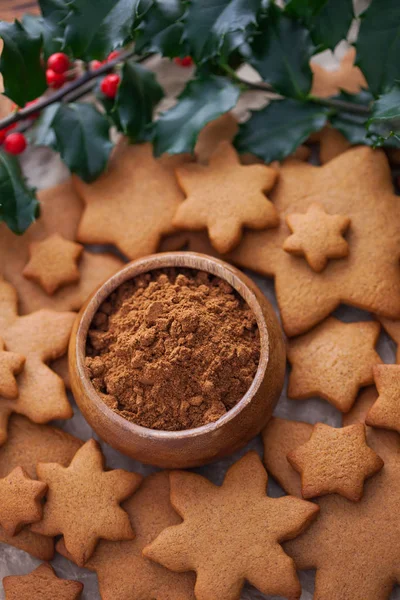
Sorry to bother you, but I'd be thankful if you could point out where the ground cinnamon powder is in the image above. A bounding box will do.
[85,268,260,431]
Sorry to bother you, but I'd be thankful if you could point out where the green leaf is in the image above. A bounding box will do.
[185,0,262,63]
[20,14,44,38]
[114,61,164,141]
[39,0,70,59]
[235,98,328,162]
[250,5,315,99]
[0,20,46,107]
[369,84,400,123]
[285,0,353,50]
[152,74,240,156]
[135,0,187,57]
[64,0,141,60]
[356,0,400,96]
[51,103,113,181]
[0,152,39,235]
[28,103,60,149]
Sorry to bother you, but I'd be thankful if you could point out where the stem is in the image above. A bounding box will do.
[0,48,139,130]
[221,65,371,116]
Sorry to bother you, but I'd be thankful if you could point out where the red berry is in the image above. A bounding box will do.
[47,52,70,74]
[4,132,27,155]
[91,60,103,70]
[46,69,66,89]
[107,50,121,62]
[174,56,193,67]
[100,73,120,99]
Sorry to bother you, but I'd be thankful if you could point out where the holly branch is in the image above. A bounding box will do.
[0,0,400,235]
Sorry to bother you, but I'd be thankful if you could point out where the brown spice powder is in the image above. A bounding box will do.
[85,268,260,431]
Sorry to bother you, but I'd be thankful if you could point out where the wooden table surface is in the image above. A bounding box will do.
[0,1,39,21]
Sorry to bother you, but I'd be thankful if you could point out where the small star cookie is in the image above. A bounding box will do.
[144,452,318,600]
[310,47,367,98]
[287,422,383,501]
[75,141,190,260]
[173,141,279,253]
[0,279,75,444]
[0,337,25,399]
[287,317,382,412]
[57,471,196,600]
[283,203,350,272]
[0,466,47,535]
[3,563,83,600]
[23,233,83,295]
[32,439,142,566]
[366,364,400,433]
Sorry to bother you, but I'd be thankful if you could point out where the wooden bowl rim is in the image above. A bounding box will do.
[73,251,271,441]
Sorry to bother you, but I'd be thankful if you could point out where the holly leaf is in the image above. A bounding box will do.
[51,103,113,181]
[369,84,400,124]
[135,0,188,57]
[0,20,46,107]
[357,0,400,97]
[235,98,328,162]
[285,0,354,50]
[39,0,70,59]
[250,5,315,99]
[28,103,60,149]
[185,0,262,63]
[152,74,240,156]
[0,152,39,235]
[114,61,164,141]
[20,14,44,38]
[64,0,141,60]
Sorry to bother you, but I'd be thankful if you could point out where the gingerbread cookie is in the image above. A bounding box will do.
[379,317,400,363]
[283,202,350,272]
[0,466,47,535]
[57,471,196,600]
[3,563,83,600]
[0,337,25,399]
[75,140,190,260]
[159,230,221,258]
[0,279,75,443]
[287,317,381,411]
[366,364,400,434]
[315,125,352,164]
[23,233,83,295]
[32,439,142,566]
[287,422,383,501]
[0,179,123,314]
[229,147,400,336]
[195,113,239,164]
[0,414,82,560]
[50,355,71,389]
[173,141,279,254]
[310,47,367,98]
[144,452,318,600]
[264,389,400,600]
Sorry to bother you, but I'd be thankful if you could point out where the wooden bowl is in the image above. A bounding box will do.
[69,252,285,469]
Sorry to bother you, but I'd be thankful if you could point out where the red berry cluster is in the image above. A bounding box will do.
[174,56,193,67]
[46,52,71,89]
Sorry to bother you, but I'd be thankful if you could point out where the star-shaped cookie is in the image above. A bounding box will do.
[366,364,400,433]
[3,563,83,600]
[379,317,400,363]
[287,422,383,501]
[0,337,25,399]
[283,203,350,272]
[23,233,83,295]
[75,141,190,260]
[57,471,196,600]
[173,141,279,254]
[144,452,318,600]
[0,179,123,314]
[0,466,47,535]
[0,279,75,443]
[310,47,367,97]
[32,439,142,566]
[264,387,400,600]
[287,317,381,412]
[229,147,400,336]
[0,414,82,561]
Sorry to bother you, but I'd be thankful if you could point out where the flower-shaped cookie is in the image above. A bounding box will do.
[283,203,350,272]
[144,452,318,600]
[287,422,383,501]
